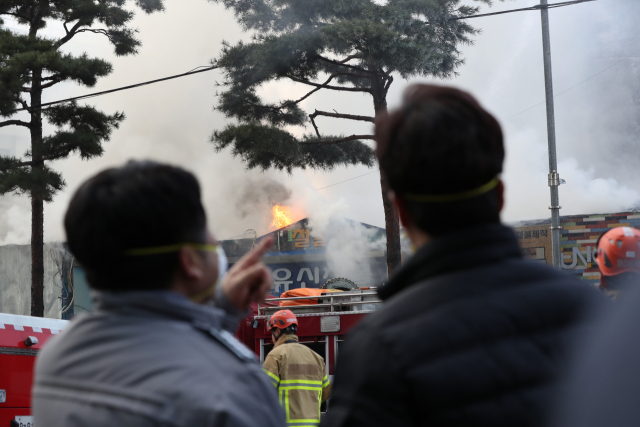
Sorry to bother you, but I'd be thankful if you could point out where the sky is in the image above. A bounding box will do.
[0,0,638,244]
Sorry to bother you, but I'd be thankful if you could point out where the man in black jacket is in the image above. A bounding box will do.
[323,85,606,427]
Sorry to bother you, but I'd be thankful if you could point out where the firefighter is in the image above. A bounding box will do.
[263,309,331,426]
[594,226,640,296]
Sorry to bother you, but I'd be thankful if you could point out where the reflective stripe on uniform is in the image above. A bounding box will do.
[263,368,280,388]
[322,375,330,388]
[286,419,321,426]
[279,384,323,390]
[280,379,322,384]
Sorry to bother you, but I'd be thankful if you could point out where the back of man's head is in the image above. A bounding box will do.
[376,84,505,236]
[64,160,207,292]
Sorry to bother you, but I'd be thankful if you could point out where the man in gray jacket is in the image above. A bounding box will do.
[33,161,285,427]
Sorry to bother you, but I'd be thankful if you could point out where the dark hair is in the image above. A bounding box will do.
[376,84,505,236]
[64,160,207,292]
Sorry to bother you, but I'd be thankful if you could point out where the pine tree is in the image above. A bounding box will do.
[0,0,164,317]
[210,0,499,277]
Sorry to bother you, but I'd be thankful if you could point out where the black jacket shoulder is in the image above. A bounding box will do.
[324,224,607,427]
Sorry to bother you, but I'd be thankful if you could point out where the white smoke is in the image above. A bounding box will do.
[0,199,31,245]
[0,0,638,248]
[306,197,387,286]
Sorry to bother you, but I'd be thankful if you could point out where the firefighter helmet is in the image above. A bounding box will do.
[595,227,640,276]
[268,309,298,330]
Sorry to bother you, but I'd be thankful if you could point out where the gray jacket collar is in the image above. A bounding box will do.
[92,290,228,331]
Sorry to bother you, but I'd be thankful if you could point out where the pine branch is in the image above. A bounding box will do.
[286,75,372,93]
[301,134,374,145]
[41,78,64,89]
[310,110,375,123]
[281,74,337,109]
[76,28,114,43]
[315,55,373,74]
[1,12,30,21]
[339,54,363,64]
[0,120,30,128]
[54,21,83,48]
[16,157,57,166]
[309,109,375,137]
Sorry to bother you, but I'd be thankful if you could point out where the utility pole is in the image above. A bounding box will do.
[539,0,563,268]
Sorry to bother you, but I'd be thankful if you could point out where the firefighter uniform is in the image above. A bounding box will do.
[263,333,331,426]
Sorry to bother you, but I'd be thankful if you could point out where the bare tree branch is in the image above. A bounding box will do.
[18,98,30,111]
[0,119,30,128]
[339,54,363,64]
[42,74,62,82]
[301,134,374,145]
[53,21,83,48]
[17,156,58,167]
[280,74,337,109]
[309,109,375,123]
[41,78,63,89]
[286,75,372,93]
[1,12,30,21]
[315,55,373,74]
[310,115,321,138]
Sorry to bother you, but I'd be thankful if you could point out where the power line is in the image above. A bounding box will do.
[451,0,597,21]
[270,168,380,206]
[4,65,218,115]
[506,55,635,120]
[2,0,596,116]
[315,169,379,191]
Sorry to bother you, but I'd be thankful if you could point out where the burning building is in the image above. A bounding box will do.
[221,216,388,296]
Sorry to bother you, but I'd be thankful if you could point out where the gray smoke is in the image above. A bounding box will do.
[0,0,638,246]
[233,178,292,219]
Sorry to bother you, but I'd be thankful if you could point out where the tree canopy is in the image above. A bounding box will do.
[211,0,500,172]
[0,0,164,316]
[210,0,503,275]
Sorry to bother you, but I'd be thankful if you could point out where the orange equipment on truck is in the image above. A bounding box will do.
[0,313,68,427]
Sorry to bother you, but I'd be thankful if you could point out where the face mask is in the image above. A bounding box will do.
[190,245,228,304]
[216,246,228,287]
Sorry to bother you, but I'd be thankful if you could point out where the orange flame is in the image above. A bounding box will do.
[270,204,293,229]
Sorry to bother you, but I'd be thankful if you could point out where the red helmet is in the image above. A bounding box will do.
[595,227,640,276]
[268,309,298,330]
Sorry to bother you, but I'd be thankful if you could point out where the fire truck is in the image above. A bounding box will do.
[0,313,68,427]
[236,281,382,384]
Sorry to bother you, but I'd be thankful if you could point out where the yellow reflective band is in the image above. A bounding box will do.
[403,177,499,203]
[280,379,322,384]
[285,390,290,420]
[287,420,321,423]
[280,386,323,391]
[124,243,218,256]
[264,369,280,384]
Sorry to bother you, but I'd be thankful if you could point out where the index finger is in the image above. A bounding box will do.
[232,235,274,271]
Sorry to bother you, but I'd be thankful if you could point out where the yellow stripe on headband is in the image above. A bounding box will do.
[403,177,499,203]
[124,243,218,256]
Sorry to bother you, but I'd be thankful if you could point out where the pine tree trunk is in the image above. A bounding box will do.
[30,67,44,318]
[371,78,401,279]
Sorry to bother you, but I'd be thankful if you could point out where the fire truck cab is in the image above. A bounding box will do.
[237,287,381,384]
[0,314,68,427]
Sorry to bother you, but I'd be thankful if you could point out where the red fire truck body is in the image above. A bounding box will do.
[237,289,381,377]
[0,314,68,427]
